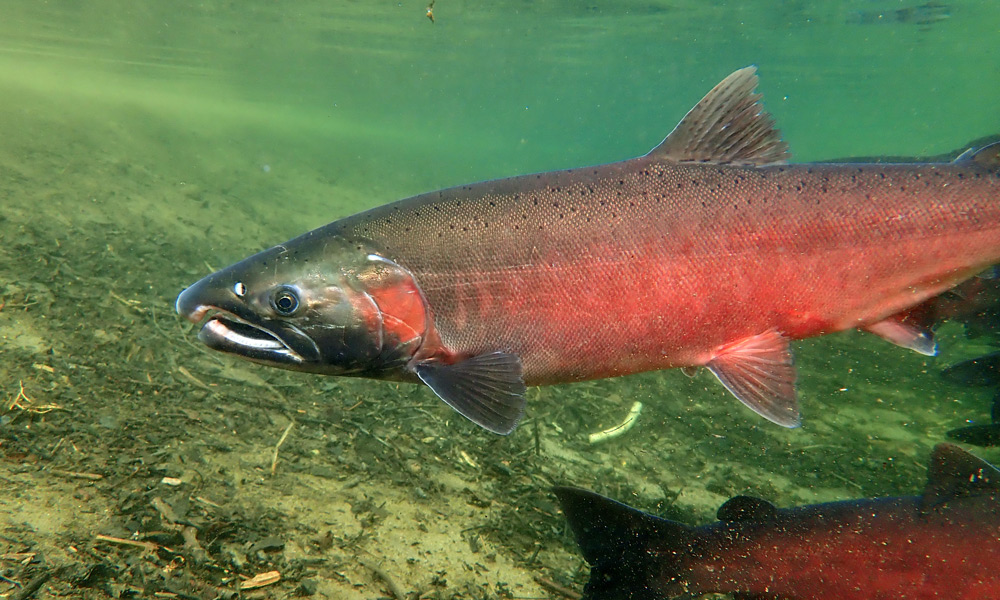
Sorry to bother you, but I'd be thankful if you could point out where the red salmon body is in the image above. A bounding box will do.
[176,67,1000,434]
[333,158,1000,380]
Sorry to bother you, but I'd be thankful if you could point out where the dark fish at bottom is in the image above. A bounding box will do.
[556,443,1000,600]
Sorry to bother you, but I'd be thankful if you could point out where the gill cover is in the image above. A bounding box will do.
[177,237,527,435]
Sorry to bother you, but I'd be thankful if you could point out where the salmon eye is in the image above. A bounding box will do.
[271,287,300,316]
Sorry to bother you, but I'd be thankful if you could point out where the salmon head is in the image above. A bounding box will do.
[175,233,430,379]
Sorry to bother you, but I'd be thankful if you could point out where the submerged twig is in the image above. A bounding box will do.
[270,420,295,476]
[359,559,405,600]
[238,570,280,590]
[588,401,643,444]
[176,366,212,391]
[94,534,158,553]
[533,575,582,600]
[7,381,63,414]
[50,469,103,481]
[10,569,51,600]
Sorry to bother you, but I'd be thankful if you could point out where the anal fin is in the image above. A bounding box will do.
[706,329,799,427]
[415,352,526,435]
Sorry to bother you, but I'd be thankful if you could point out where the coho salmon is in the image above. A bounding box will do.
[176,67,1000,434]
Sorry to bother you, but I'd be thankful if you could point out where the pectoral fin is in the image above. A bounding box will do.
[415,352,527,435]
[706,329,799,427]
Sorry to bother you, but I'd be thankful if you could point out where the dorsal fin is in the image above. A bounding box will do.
[717,495,778,522]
[921,443,1000,511]
[647,66,789,166]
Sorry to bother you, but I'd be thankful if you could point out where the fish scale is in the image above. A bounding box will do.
[332,160,1000,370]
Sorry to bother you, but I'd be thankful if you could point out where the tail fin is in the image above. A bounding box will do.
[553,486,697,600]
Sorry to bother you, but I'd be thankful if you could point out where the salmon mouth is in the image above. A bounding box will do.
[191,309,315,366]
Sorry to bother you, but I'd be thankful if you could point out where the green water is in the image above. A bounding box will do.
[1,1,999,598]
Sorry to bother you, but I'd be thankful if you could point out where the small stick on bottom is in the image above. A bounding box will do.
[10,569,51,600]
[588,401,643,444]
[270,420,295,476]
[359,559,405,600]
[533,575,582,600]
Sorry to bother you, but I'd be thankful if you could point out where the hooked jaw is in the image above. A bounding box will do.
[196,315,309,366]
[175,272,318,367]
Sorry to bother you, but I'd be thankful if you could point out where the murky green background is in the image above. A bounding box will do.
[1,1,999,598]
[3,1,996,212]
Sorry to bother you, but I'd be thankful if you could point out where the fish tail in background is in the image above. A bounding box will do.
[943,352,1000,446]
[553,487,694,600]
